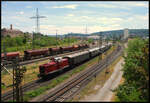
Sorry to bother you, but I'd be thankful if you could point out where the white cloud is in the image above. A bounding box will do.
[125,2,148,8]
[67,14,74,17]
[89,25,122,33]
[16,11,24,15]
[88,4,117,8]
[64,14,124,26]
[97,17,123,25]
[88,2,148,10]
[88,3,130,10]
[39,24,122,35]
[26,6,32,8]
[52,4,79,9]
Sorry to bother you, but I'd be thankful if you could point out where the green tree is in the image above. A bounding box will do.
[15,37,23,46]
[114,38,149,102]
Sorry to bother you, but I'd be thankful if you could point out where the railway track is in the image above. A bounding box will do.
[1,46,106,101]
[1,45,117,101]
[32,45,123,102]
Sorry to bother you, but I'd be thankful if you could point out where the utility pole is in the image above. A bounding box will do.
[56,30,58,48]
[106,36,108,45]
[30,8,46,33]
[85,25,87,35]
[85,25,88,44]
[3,40,7,61]
[68,33,70,46]
[112,34,114,45]
[32,32,35,50]
[98,32,102,63]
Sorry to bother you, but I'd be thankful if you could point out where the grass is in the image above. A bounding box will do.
[1,84,6,89]
[31,65,37,70]
[1,70,9,75]
[111,78,125,101]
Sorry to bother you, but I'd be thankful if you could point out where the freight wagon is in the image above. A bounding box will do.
[24,49,49,60]
[1,44,90,61]
[49,47,61,55]
[63,50,90,68]
[89,47,100,57]
[1,52,20,61]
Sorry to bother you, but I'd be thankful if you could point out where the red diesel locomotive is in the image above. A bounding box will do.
[39,57,69,77]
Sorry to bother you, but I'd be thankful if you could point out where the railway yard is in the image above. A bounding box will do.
[1,42,124,102]
[2,1,148,102]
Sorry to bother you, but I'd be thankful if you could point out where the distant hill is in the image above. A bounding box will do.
[47,29,149,38]
[91,29,149,38]
[47,33,90,38]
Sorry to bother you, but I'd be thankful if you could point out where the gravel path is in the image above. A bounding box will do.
[80,58,124,102]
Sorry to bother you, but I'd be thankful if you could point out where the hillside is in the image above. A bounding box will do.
[91,29,149,38]
[48,29,149,39]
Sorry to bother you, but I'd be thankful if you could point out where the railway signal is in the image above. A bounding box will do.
[12,57,26,102]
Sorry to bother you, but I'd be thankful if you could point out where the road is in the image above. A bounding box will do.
[80,58,124,101]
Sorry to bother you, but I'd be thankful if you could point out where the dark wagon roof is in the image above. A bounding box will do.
[24,49,48,53]
[64,50,89,58]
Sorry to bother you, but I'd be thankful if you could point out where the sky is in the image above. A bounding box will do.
[1,1,149,35]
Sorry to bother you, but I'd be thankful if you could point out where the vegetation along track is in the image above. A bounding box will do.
[34,45,123,102]
[1,45,106,101]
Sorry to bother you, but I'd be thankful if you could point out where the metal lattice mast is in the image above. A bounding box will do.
[56,30,58,48]
[30,8,46,33]
[85,25,87,34]
[12,58,26,102]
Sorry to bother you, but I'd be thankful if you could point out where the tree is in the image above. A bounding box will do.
[15,37,23,46]
[114,38,149,102]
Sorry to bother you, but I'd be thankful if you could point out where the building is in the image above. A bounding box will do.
[87,35,100,40]
[124,28,129,40]
[1,24,24,37]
